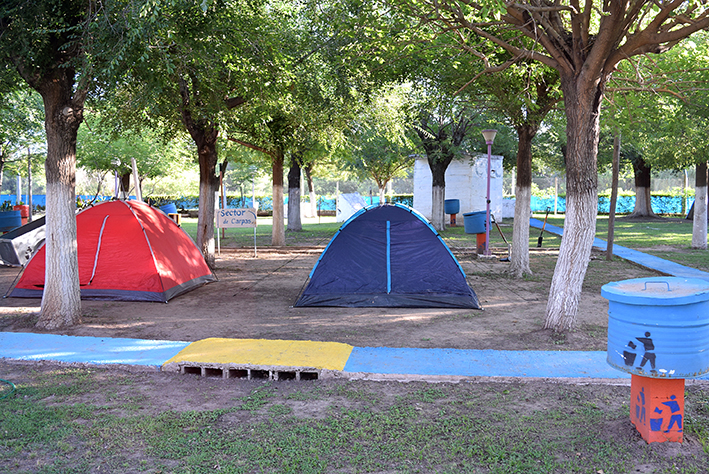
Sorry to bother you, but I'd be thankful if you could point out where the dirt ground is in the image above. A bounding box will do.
[0,243,659,352]
[4,243,709,473]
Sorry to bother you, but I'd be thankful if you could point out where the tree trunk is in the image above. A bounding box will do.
[692,162,708,249]
[418,125,457,232]
[36,74,83,330]
[0,146,7,194]
[287,155,302,232]
[119,172,131,199]
[629,158,656,217]
[177,79,219,268]
[431,184,445,230]
[607,132,621,260]
[196,135,218,268]
[27,153,33,222]
[544,76,602,333]
[305,164,317,218]
[272,148,285,246]
[181,125,218,268]
[378,184,386,205]
[429,157,449,231]
[178,78,219,268]
[0,158,5,195]
[509,125,534,278]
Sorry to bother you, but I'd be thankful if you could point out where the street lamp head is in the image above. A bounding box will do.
[481,129,497,144]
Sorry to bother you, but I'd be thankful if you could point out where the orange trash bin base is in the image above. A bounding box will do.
[630,374,684,443]
[476,233,486,254]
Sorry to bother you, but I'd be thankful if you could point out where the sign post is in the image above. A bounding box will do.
[216,208,258,257]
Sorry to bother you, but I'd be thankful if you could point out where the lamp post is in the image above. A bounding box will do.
[481,129,497,256]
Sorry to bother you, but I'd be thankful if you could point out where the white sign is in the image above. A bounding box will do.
[217,208,257,228]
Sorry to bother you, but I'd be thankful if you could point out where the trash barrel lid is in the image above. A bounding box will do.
[601,277,709,306]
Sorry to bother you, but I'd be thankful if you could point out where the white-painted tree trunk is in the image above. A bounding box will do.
[510,185,531,277]
[196,183,216,268]
[287,159,302,231]
[309,190,317,218]
[431,185,445,231]
[272,150,285,246]
[692,184,707,249]
[38,181,81,329]
[631,187,656,217]
[287,185,301,231]
[272,182,285,246]
[35,75,83,330]
[544,188,598,332]
[544,75,602,333]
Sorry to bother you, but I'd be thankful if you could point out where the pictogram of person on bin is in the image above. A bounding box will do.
[636,331,657,373]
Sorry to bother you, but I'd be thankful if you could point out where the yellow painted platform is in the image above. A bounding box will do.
[163,338,353,371]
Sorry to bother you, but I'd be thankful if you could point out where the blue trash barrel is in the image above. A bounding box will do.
[444,199,460,215]
[159,203,177,215]
[463,211,486,234]
[602,277,709,378]
[0,210,22,233]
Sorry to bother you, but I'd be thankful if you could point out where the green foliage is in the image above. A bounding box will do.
[225,0,386,171]
[344,85,416,191]
[0,89,44,159]
[602,31,709,172]
[77,117,180,180]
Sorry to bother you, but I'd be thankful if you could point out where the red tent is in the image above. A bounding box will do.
[8,200,215,302]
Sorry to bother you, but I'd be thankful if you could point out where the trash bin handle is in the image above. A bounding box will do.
[643,281,671,292]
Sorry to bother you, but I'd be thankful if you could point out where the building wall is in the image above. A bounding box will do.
[413,155,504,220]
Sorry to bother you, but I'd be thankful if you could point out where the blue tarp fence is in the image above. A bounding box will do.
[1,194,688,215]
[0,195,114,209]
[531,195,691,215]
[145,195,403,211]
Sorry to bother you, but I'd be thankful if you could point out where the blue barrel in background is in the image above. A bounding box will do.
[602,277,709,378]
[159,203,178,215]
[444,199,460,215]
[0,211,22,233]
[463,211,486,234]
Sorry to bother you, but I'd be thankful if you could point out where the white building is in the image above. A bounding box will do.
[413,154,504,220]
[336,193,367,222]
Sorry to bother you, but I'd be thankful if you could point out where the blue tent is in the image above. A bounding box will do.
[295,204,481,309]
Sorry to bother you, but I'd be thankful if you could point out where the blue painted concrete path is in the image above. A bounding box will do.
[343,346,627,379]
[2,224,708,380]
[0,331,629,378]
[530,218,709,282]
[0,332,190,369]
[2,331,706,380]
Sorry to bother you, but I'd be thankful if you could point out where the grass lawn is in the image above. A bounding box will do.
[545,214,709,273]
[1,363,708,473]
[181,212,709,273]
